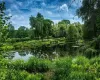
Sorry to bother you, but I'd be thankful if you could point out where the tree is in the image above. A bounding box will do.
[77,0,100,39]
[30,13,53,39]
[30,13,44,39]
[36,12,44,19]
[58,20,70,37]
[16,26,28,38]
[0,2,9,42]
[52,24,60,38]
[43,19,53,38]
[8,23,15,38]
[73,22,83,39]
[29,16,37,39]
[67,24,79,42]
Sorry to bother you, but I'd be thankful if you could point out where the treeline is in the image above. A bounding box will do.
[7,13,83,40]
[0,1,83,43]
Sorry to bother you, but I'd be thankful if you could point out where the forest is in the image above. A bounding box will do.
[0,0,100,80]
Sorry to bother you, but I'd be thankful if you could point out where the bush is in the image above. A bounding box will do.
[0,45,14,51]
[9,60,26,70]
[84,48,97,58]
[6,37,31,43]
[0,69,43,80]
[72,56,89,66]
[52,57,72,80]
[26,57,51,73]
[90,57,100,65]
[68,71,95,80]
[1,55,100,80]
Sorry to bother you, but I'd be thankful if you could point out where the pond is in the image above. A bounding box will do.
[2,45,79,61]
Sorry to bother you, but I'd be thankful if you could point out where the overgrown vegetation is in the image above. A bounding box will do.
[0,56,100,80]
[0,0,100,79]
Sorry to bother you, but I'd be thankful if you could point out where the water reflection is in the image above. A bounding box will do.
[13,52,33,61]
[2,45,79,60]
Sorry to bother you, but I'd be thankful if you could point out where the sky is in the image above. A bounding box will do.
[0,0,83,29]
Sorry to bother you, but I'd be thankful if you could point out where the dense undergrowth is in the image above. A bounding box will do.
[0,55,100,80]
[0,38,66,51]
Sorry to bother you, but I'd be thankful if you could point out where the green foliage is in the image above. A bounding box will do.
[6,37,30,43]
[84,48,97,58]
[26,57,51,72]
[0,69,43,80]
[11,38,65,50]
[0,2,10,42]
[52,57,72,80]
[67,24,79,42]
[77,0,100,39]
[8,23,15,38]
[16,26,29,38]
[52,56,100,80]
[30,13,53,39]
[0,55,100,80]
[0,45,14,51]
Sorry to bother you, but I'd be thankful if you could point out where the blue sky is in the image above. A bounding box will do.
[1,0,83,29]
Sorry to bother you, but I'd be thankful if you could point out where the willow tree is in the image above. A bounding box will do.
[58,20,70,37]
[77,0,100,39]
[43,19,53,38]
[67,24,79,42]
[16,26,29,38]
[8,23,15,38]
[30,13,53,39]
[30,13,44,39]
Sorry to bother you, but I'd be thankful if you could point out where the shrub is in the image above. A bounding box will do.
[0,69,43,80]
[84,48,97,58]
[72,56,89,66]
[9,59,26,70]
[0,45,14,51]
[6,37,31,43]
[26,57,51,73]
[68,71,95,80]
[52,57,72,80]
[90,57,100,65]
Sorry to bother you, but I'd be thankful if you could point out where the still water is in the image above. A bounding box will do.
[2,45,79,61]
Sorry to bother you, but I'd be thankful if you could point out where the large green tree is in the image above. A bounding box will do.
[30,13,44,39]
[0,2,9,42]
[16,26,29,38]
[43,19,53,38]
[8,23,15,38]
[77,0,100,39]
[30,12,53,39]
[67,24,79,42]
[58,20,70,37]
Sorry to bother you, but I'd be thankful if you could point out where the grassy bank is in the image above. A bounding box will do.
[0,55,100,80]
[0,38,66,51]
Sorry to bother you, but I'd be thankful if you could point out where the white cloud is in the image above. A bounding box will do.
[60,4,68,12]
[72,0,82,8]
[53,20,60,24]
[8,13,12,16]
[7,0,83,29]
[42,2,46,6]
[10,14,30,29]
[69,18,83,24]
[11,4,21,13]
[47,11,52,15]
[17,1,23,6]
[6,9,11,13]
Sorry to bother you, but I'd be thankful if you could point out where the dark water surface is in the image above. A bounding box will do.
[2,45,79,60]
